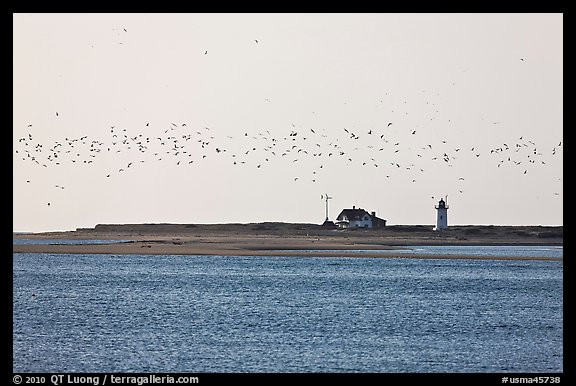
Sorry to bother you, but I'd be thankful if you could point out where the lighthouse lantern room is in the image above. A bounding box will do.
[434,197,449,231]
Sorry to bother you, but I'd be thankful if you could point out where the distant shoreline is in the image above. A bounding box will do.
[13,223,562,260]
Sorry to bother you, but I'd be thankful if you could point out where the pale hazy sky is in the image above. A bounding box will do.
[13,13,563,232]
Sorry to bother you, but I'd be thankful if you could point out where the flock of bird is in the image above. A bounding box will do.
[16,112,562,203]
[15,29,562,207]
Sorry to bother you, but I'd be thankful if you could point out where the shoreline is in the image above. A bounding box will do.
[12,245,562,261]
[13,224,563,261]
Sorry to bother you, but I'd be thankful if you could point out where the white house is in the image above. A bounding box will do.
[335,206,387,229]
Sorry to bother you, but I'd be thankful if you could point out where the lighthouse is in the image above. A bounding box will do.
[434,197,449,231]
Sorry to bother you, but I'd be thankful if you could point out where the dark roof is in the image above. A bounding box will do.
[337,208,369,221]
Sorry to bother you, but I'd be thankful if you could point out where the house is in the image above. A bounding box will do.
[335,206,387,229]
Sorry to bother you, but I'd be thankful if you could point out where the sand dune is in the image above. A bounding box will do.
[13,223,562,260]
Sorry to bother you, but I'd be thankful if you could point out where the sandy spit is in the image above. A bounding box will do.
[13,223,562,260]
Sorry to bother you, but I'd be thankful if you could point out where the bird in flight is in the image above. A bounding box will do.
[204,51,208,55]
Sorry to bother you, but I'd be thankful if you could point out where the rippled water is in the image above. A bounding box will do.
[13,251,562,373]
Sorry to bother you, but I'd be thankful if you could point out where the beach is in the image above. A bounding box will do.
[13,223,563,260]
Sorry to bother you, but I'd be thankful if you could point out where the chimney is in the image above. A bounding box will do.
[352,205,355,210]
[371,211,376,217]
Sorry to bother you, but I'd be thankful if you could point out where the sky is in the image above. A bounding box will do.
[13,13,563,232]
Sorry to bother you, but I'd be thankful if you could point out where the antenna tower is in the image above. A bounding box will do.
[320,193,333,221]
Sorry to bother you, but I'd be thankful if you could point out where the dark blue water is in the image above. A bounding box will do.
[13,251,562,373]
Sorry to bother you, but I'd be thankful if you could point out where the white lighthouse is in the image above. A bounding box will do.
[434,197,449,231]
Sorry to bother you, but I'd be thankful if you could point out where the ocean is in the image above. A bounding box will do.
[13,246,563,373]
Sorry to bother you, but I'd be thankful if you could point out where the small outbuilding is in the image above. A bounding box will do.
[335,206,386,229]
